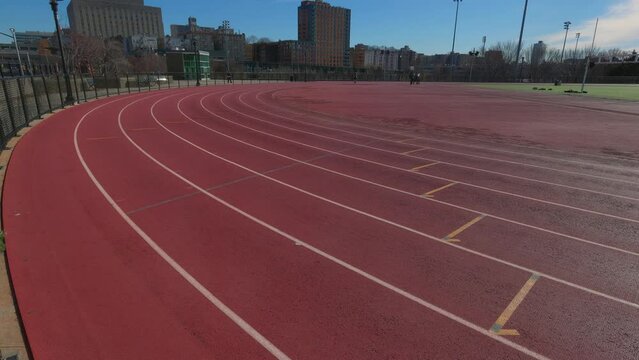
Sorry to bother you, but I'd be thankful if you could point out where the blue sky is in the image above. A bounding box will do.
[1,0,637,53]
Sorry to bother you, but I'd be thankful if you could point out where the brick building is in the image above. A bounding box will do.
[298,0,351,68]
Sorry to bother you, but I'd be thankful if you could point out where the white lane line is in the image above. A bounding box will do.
[187,92,639,259]
[245,91,639,195]
[217,92,639,225]
[141,93,550,360]
[179,92,639,310]
[253,89,639,184]
[74,91,291,360]
[260,87,639,168]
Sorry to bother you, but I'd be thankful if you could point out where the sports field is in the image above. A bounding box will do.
[473,83,639,101]
[3,82,639,359]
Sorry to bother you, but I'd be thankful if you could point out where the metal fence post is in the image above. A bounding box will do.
[41,74,52,112]
[147,74,151,92]
[80,73,88,102]
[1,78,17,133]
[104,72,110,97]
[16,78,31,126]
[55,73,64,107]
[92,74,98,99]
[136,74,141,93]
[115,73,121,95]
[126,73,131,94]
[29,75,42,117]
[72,72,81,102]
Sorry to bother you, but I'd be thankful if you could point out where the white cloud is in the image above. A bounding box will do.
[540,0,639,51]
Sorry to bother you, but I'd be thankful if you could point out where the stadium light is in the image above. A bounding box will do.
[560,21,571,63]
[574,32,581,59]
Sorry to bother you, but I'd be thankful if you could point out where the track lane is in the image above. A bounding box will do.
[4,91,278,360]
[255,87,639,183]
[111,89,543,359]
[150,89,639,359]
[173,90,639,304]
[203,91,639,253]
[236,89,639,203]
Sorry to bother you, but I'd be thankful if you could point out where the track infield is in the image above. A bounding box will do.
[3,82,639,359]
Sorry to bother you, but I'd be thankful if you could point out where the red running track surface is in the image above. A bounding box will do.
[4,83,639,359]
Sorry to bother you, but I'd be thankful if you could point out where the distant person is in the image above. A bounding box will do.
[409,73,415,85]
[416,73,421,84]
[226,72,232,84]
[353,72,358,84]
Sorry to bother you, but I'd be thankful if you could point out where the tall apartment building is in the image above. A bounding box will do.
[298,0,351,68]
[67,0,164,39]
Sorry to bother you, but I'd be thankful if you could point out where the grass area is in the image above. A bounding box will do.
[471,83,639,101]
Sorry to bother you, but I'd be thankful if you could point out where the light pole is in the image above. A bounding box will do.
[468,49,479,82]
[515,0,529,70]
[49,0,74,105]
[573,32,581,59]
[560,21,571,63]
[450,0,462,73]
[192,37,200,86]
[0,28,24,75]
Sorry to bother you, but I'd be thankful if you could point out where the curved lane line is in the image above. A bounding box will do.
[250,89,639,199]
[187,90,639,259]
[261,87,639,168]
[177,91,639,309]
[216,91,639,224]
[143,90,551,360]
[73,90,291,360]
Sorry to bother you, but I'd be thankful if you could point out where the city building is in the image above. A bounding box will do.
[298,0,351,68]
[67,0,164,39]
[170,18,246,68]
[124,34,158,55]
[166,50,210,80]
[351,44,416,72]
[531,41,547,65]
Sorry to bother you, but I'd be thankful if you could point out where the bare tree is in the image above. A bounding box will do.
[490,40,520,63]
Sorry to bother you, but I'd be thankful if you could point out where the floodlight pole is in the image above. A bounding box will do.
[574,32,581,59]
[10,29,24,75]
[515,0,528,81]
[581,18,599,93]
[50,0,75,105]
[450,0,462,81]
[560,21,571,63]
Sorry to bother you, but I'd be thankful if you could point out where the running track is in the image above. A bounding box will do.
[4,83,639,359]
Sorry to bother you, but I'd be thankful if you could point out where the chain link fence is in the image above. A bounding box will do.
[0,71,322,147]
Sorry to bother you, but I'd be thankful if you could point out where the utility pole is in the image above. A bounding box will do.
[50,0,75,105]
[515,0,529,81]
[6,28,24,75]
[192,37,200,86]
[581,18,599,93]
[560,21,571,63]
[450,0,462,81]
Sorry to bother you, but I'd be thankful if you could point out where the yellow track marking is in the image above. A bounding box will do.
[490,274,540,336]
[411,162,439,171]
[127,127,157,132]
[403,148,426,155]
[86,136,119,141]
[423,182,457,197]
[444,215,485,242]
